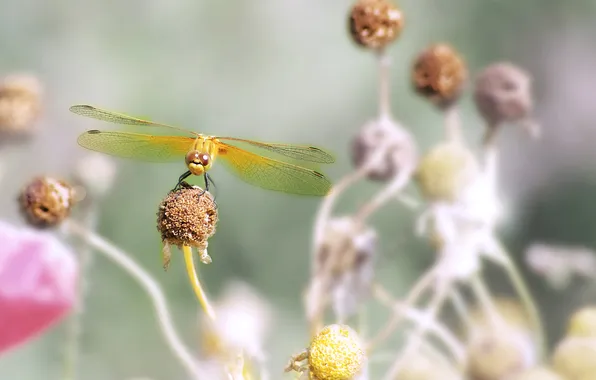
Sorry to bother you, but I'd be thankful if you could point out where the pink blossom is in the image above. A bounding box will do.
[0,220,77,355]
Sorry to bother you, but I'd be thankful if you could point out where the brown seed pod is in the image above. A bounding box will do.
[156,184,218,266]
[412,43,468,108]
[351,118,417,182]
[348,0,404,50]
[0,73,43,139]
[19,176,76,228]
[473,62,537,137]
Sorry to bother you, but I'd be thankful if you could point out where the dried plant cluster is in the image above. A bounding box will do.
[1,1,596,380]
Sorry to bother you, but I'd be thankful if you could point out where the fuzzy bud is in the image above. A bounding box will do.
[466,328,536,380]
[0,73,43,140]
[552,337,596,380]
[474,62,538,138]
[19,176,76,228]
[156,184,218,267]
[351,117,417,182]
[308,324,366,380]
[414,142,479,203]
[504,367,564,380]
[349,0,404,50]
[412,43,467,108]
[566,307,596,339]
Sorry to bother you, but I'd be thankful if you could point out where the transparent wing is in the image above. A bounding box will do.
[70,104,197,136]
[216,142,332,196]
[216,136,335,164]
[77,130,194,162]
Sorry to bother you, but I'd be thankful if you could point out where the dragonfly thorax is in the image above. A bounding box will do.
[185,150,212,175]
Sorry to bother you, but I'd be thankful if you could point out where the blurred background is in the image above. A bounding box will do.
[1,0,596,379]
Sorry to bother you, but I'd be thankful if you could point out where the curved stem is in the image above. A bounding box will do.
[182,245,216,321]
[65,220,204,379]
[469,273,505,329]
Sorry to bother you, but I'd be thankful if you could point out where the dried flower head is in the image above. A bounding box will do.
[306,217,376,322]
[466,328,536,380]
[474,62,538,138]
[351,117,417,182]
[349,0,404,50]
[308,324,365,380]
[156,184,218,267]
[505,367,565,380]
[0,73,43,138]
[19,176,76,228]
[412,43,467,108]
[552,337,596,380]
[414,141,479,203]
[567,307,596,339]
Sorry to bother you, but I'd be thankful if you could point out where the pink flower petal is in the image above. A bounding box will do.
[0,220,78,355]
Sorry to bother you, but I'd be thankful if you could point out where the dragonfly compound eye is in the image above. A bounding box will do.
[199,153,210,166]
[185,150,201,166]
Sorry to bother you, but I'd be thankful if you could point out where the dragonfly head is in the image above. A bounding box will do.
[185,150,212,175]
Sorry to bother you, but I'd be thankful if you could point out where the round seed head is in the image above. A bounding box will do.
[19,176,76,228]
[552,337,596,380]
[156,185,218,251]
[349,0,404,50]
[308,324,365,380]
[466,328,535,380]
[505,367,564,380]
[412,43,468,108]
[73,153,117,199]
[473,62,534,128]
[414,142,479,202]
[0,73,43,139]
[567,307,596,339]
[351,118,417,182]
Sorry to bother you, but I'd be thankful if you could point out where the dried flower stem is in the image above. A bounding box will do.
[448,287,473,330]
[382,282,451,380]
[444,106,463,144]
[371,283,466,364]
[182,245,216,320]
[355,166,413,222]
[65,220,204,379]
[378,50,392,118]
[366,267,437,349]
[469,273,505,328]
[62,203,97,380]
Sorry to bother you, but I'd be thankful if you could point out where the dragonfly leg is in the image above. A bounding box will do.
[205,173,219,209]
[172,171,192,193]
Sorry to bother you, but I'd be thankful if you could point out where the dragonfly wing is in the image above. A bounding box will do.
[216,137,335,164]
[77,131,193,162]
[70,105,197,136]
[216,142,332,196]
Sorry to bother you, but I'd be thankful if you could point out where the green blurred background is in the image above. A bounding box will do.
[2,0,596,379]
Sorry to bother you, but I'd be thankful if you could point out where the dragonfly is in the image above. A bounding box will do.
[70,105,335,196]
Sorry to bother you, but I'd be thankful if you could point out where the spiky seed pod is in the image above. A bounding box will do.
[0,73,43,139]
[348,0,404,50]
[412,43,468,108]
[505,367,564,380]
[466,328,535,380]
[473,62,537,139]
[552,337,596,380]
[19,176,76,228]
[156,184,218,266]
[414,141,479,203]
[308,324,366,380]
[566,307,596,338]
[351,118,417,182]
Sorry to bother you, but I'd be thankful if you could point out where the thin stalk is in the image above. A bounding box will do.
[65,220,203,379]
[183,245,216,320]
